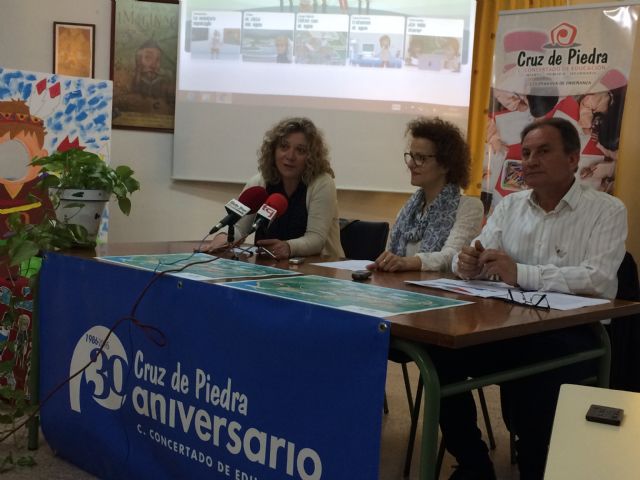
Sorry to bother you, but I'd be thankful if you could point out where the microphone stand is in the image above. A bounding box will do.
[227,230,256,261]
[227,227,240,260]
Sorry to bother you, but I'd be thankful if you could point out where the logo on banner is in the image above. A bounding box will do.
[548,23,578,47]
[69,326,128,413]
[513,24,608,68]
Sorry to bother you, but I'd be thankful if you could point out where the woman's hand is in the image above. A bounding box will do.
[367,251,421,272]
[203,233,229,253]
[256,239,291,260]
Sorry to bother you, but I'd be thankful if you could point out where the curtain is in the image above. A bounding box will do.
[466,0,567,195]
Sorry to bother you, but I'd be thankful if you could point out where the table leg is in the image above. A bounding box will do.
[390,322,611,480]
[391,338,440,480]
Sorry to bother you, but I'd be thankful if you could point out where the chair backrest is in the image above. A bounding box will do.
[616,252,640,301]
[608,251,640,392]
[339,218,390,260]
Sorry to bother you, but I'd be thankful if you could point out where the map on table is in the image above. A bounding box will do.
[223,275,471,317]
[97,253,297,281]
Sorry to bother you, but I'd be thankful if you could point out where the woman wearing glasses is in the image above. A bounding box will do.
[206,117,343,260]
[368,117,483,272]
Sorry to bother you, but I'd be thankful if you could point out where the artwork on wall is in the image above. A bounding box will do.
[0,67,113,238]
[53,22,96,78]
[110,0,179,132]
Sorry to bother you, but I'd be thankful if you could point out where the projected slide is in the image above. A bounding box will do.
[173,1,476,192]
[178,1,473,110]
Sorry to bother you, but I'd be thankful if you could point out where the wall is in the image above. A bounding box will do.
[571,0,640,265]
[610,10,640,264]
[0,0,408,244]
[2,0,638,262]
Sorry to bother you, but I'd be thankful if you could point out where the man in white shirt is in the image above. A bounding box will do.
[436,117,627,480]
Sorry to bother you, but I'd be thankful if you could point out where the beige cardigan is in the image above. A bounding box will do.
[235,173,344,258]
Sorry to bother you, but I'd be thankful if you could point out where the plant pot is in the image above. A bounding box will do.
[55,189,109,240]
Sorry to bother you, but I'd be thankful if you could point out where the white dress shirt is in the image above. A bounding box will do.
[453,181,627,299]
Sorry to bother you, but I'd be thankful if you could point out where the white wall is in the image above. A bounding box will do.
[1,0,408,243]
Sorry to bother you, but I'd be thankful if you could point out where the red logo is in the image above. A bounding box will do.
[550,23,577,46]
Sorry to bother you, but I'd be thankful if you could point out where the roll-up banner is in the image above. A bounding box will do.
[482,4,639,211]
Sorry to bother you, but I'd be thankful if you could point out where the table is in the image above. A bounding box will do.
[58,242,640,479]
[257,250,640,479]
[37,247,391,480]
[95,241,640,349]
[545,384,640,479]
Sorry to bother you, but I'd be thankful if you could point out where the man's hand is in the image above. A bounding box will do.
[478,248,518,286]
[456,240,485,279]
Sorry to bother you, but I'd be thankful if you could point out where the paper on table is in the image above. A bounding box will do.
[312,259,373,271]
[512,291,609,310]
[408,278,610,310]
[408,279,512,297]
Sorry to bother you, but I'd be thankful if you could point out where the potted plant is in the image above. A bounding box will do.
[0,149,139,469]
[30,147,140,241]
[0,211,71,472]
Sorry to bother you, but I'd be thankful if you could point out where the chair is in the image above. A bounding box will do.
[339,218,497,477]
[606,251,640,391]
[504,252,640,465]
[339,219,406,416]
[404,372,497,478]
[338,218,496,476]
[339,218,389,261]
[395,320,611,479]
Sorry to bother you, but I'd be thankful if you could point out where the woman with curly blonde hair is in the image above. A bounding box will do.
[208,117,343,259]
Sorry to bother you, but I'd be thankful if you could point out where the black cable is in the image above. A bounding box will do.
[0,232,240,443]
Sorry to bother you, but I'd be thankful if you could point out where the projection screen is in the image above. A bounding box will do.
[173,0,476,192]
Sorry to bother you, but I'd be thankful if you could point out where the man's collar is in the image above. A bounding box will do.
[562,179,582,211]
[527,179,581,212]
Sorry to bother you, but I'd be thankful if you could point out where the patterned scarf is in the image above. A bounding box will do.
[389,183,460,256]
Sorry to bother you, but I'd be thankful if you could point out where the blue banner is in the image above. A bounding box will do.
[38,254,390,479]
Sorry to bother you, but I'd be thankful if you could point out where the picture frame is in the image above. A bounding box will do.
[110,0,179,132]
[53,22,96,78]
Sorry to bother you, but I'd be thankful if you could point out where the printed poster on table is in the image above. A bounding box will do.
[482,4,639,212]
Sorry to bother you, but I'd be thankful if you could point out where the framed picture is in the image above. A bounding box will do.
[110,0,179,132]
[53,22,96,78]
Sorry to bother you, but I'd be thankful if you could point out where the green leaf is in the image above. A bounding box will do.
[0,362,13,374]
[0,453,15,473]
[8,240,39,266]
[118,197,132,216]
[0,413,15,424]
[16,456,36,467]
[40,175,60,189]
[0,389,17,401]
[115,165,134,177]
[124,177,141,193]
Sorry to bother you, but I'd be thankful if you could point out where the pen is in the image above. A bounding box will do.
[258,246,276,259]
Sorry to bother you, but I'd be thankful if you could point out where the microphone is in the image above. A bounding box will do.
[209,186,268,234]
[249,193,289,235]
